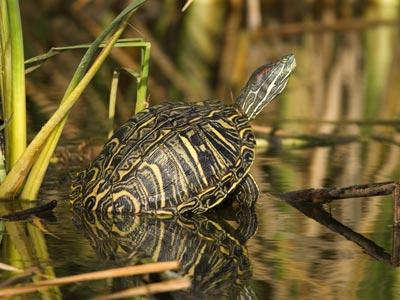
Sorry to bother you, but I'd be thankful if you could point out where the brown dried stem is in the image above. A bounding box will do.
[258,18,400,37]
[274,181,399,205]
[394,185,400,225]
[0,261,180,298]
[94,278,191,300]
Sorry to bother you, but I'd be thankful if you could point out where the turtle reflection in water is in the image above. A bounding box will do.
[73,176,259,298]
[70,54,296,215]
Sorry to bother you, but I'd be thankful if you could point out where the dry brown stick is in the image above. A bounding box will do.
[132,20,195,97]
[0,200,57,221]
[71,7,166,102]
[0,261,179,298]
[274,181,398,205]
[216,0,243,99]
[252,125,359,142]
[0,262,23,273]
[0,268,38,288]
[251,124,273,134]
[94,278,191,300]
[372,134,400,147]
[257,18,400,37]
[394,185,400,226]
[267,118,400,126]
[392,225,400,266]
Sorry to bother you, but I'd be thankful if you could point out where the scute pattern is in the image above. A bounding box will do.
[72,204,257,298]
[71,100,255,215]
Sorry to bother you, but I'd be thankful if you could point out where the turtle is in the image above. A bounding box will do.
[72,180,259,298]
[70,54,296,215]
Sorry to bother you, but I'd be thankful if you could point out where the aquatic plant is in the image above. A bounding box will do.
[0,0,148,200]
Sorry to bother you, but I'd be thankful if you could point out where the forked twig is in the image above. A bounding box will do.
[274,181,398,204]
[274,181,400,265]
[273,181,400,225]
[287,201,393,265]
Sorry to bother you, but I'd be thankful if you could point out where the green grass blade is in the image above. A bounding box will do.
[108,70,120,138]
[0,0,10,111]
[0,14,132,199]
[0,0,10,182]
[65,1,146,96]
[107,64,145,137]
[19,0,146,200]
[25,38,146,73]
[135,42,151,113]
[1,0,26,171]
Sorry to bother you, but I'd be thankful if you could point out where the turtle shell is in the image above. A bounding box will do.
[70,100,255,215]
[72,208,256,298]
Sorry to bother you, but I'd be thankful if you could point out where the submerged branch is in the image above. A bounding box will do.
[0,200,57,221]
[287,201,393,265]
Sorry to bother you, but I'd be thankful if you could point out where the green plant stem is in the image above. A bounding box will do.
[4,0,26,171]
[25,38,146,73]
[107,43,150,137]
[19,0,145,200]
[135,42,150,113]
[0,18,130,199]
[0,1,9,183]
[108,70,120,138]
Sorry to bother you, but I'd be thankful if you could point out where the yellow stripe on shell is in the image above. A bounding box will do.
[179,135,208,186]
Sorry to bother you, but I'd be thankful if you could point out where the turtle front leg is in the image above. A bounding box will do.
[224,174,259,243]
[228,174,259,209]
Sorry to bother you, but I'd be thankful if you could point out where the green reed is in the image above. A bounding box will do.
[0,2,147,296]
[0,0,147,200]
[0,0,27,173]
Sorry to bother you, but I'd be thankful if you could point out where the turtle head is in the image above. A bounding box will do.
[236,54,296,120]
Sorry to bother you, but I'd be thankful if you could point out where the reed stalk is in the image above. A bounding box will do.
[95,278,191,300]
[18,0,146,200]
[0,13,133,199]
[107,41,150,135]
[0,0,27,172]
[25,38,146,73]
[135,42,150,113]
[108,70,119,138]
[0,1,10,182]
[0,261,180,298]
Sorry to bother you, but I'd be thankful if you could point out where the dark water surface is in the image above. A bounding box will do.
[3,123,398,299]
[1,1,399,299]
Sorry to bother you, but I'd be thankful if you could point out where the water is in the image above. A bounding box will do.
[1,125,398,299]
[2,1,400,299]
